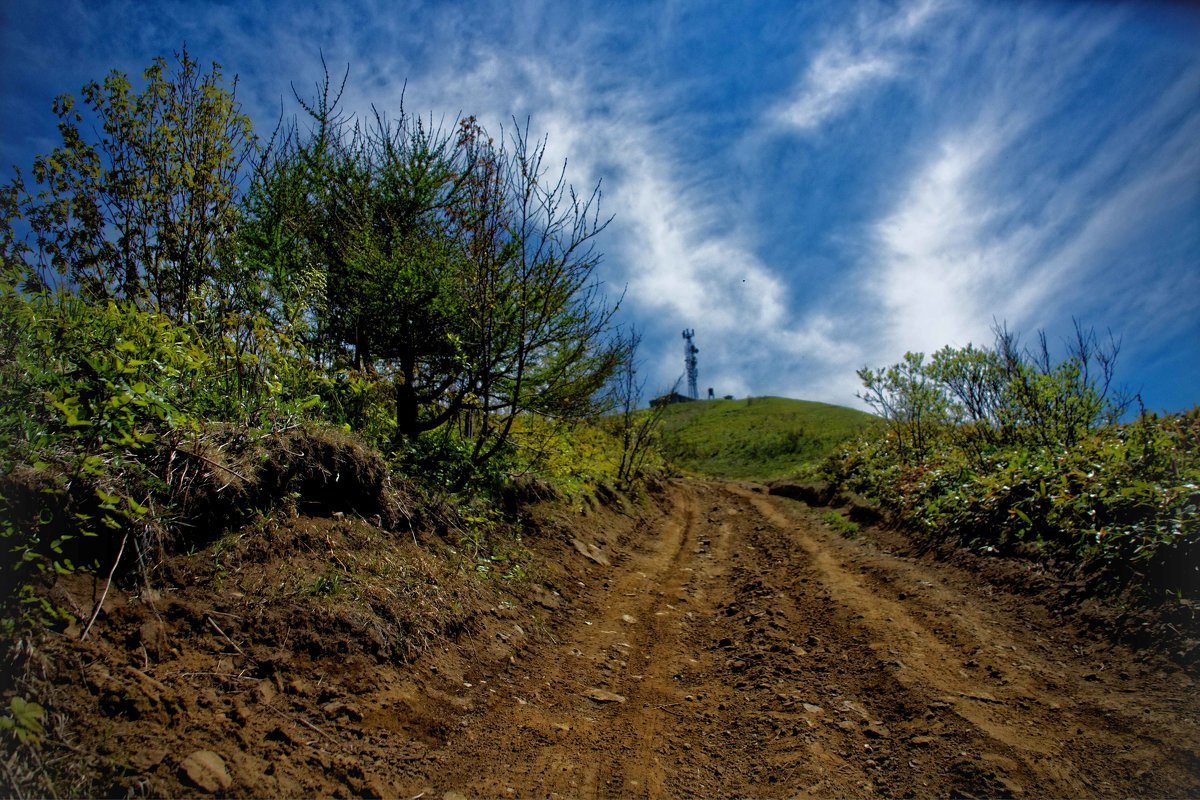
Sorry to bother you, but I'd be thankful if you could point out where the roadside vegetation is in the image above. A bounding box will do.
[0,50,659,642]
[0,49,678,795]
[823,323,1199,606]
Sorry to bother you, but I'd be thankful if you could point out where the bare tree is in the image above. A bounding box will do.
[607,327,674,486]
[455,118,624,473]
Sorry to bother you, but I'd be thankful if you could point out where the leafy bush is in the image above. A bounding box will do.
[392,427,511,497]
[822,510,860,537]
[0,49,642,637]
[829,325,1196,603]
[0,283,328,630]
[825,406,1200,602]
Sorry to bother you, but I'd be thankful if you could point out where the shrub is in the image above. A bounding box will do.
[0,285,328,630]
[831,324,1195,604]
[825,410,1200,602]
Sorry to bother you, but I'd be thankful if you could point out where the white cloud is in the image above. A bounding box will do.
[772,0,949,134]
[607,118,799,389]
[863,28,1200,370]
[871,124,1020,353]
[775,49,898,132]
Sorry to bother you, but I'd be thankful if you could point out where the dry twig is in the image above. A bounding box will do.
[81,531,128,641]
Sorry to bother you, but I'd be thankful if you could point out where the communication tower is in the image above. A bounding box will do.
[682,329,699,400]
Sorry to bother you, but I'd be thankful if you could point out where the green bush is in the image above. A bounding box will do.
[824,410,1200,602]
[0,49,642,639]
[0,285,329,630]
[828,325,1197,604]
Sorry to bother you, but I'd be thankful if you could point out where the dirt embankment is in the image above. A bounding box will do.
[5,480,1199,798]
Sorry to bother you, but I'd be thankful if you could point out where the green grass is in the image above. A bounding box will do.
[658,396,876,481]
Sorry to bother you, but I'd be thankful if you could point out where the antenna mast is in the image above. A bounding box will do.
[682,329,699,400]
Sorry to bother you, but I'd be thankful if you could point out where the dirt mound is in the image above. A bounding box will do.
[0,425,411,616]
[1,475,649,797]
[767,480,881,524]
[172,426,409,544]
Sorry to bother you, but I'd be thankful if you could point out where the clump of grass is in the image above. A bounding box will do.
[822,510,860,537]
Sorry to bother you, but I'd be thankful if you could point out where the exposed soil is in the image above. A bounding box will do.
[7,479,1200,798]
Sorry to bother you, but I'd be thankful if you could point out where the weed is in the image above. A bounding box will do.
[0,696,45,747]
[310,570,345,597]
[822,510,860,537]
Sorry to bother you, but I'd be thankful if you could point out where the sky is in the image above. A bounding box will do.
[2,0,1198,413]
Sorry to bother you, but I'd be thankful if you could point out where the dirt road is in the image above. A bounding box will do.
[27,479,1199,798]
[411,480,1200,798]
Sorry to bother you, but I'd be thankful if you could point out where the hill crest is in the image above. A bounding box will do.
[658,395,875,481]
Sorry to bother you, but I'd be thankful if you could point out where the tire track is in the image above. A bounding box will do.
[414,480,1200,798]
[728,483,1200,798]
[421,482,703,798]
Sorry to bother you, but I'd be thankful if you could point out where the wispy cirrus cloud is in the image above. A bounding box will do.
[866,18,1200,364]
[772,0,947,133]
[752,0,1200,409]
[774,50,898,133]
[2,0,1195,409]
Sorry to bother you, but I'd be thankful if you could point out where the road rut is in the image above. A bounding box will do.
[416,480,1200,798]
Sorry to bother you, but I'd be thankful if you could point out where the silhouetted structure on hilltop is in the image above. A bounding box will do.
[683,329,699,400]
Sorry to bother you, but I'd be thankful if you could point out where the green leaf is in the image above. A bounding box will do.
[9,696,44,735]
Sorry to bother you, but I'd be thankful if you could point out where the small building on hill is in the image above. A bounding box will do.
[651,391,694,408]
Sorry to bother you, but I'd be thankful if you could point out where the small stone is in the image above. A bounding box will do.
[571,539,611,566]
[130,747,167,770]
[864,723,891,739]
[138,620,167,658]
[180,750,232,793]
[255,680,277,705]
[584,688,627,704]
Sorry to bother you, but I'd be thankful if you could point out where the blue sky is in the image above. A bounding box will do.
[2,0,1198,412]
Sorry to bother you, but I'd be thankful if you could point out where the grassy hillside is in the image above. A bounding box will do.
[659,396,876,481]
